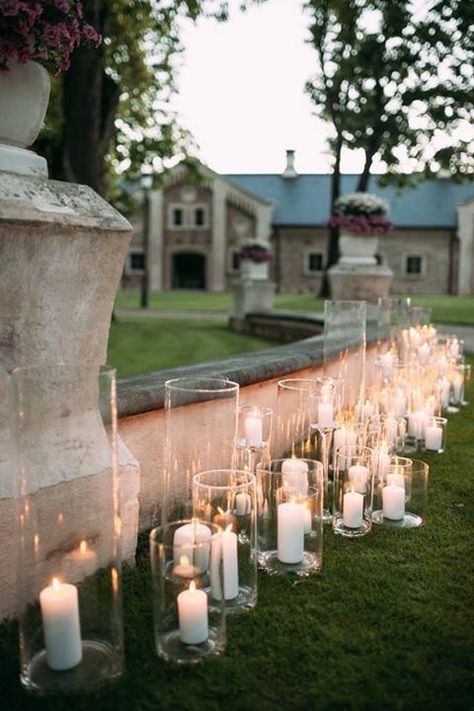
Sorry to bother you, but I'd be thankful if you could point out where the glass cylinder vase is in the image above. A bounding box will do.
[255,458,323,576]
[163,377,239,525]
[372,457,428,528]
[11,365,123,693]
[324,300,367,417]
[333,446,374,537]
[235,404,273,473]
[192,469,257,613]
[149,520,226,664]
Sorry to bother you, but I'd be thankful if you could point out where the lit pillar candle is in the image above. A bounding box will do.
[244,415,263,448]
[417,343,430,365]
[177,581,208,645]
[343,490,364,528]
[387,472,405,488]
[394,391,407,417]
[440,377,450,408]
[408,411,424,439]
[173,521,212,573]
[282,458,308,496]
[425,424,442,451]
[380,351,393,378]
[318,401,334,429]
[173,555,197,579]
[348,463,369,494]
[210,525,239,600]
[39,578,82,671]
[277,502,305,564]
[452,374,463,402]
[235,492,251,516]
[382,484,405,520]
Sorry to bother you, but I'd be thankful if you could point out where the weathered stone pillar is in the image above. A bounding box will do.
[456,199,474,295]
[0,160,140,619]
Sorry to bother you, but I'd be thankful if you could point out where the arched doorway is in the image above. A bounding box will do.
[172,252,206,289]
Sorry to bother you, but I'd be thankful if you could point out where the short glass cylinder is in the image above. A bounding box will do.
[333,446,374,537]
[423,416,447,453]
[11,365,123,693]
[235,405,273,472]
[149,520,226,664]
[192,470,257,613]
[163,377,239,525]
[255,459,323,576]
[372,458,428,528]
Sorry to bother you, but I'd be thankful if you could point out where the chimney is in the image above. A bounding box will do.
[282,149,298,179]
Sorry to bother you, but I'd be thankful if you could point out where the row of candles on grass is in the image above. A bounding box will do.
[36,323,469,668]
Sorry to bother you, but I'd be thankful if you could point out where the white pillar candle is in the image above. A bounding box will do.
[417,343,430,365]
[277,502,305,564]
[394,391,407,417]
[408,411,424,439]
[343,491,364,528]
[387,473,405,488]
[425,424,442,451]
[282,458,308,496]
[380,351,393,378]
[318,401,334,429]
[345,430,358,454]
[177,581,208,645]
[235,492,251,516]
[39,578,82,671]
[440,377,450,408]
[382,485,405,520]
[210,526,239,600]
[333,427,346,451]
[173,521,212,573]
[385,416,397,446]
[244,415,263,448]
[348,464,369,494]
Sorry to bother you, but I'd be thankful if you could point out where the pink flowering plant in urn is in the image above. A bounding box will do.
[0,0,101,74]
[329,192,393,236]
[237,243,273,263]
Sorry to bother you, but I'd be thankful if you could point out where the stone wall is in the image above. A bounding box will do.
[378,228,454,295]
[274,227,328,294]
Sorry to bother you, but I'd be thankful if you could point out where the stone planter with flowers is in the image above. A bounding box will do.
[238,242,273,281]
[328,192,394,302]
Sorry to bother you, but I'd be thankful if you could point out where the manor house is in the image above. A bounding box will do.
[124,152,474,295]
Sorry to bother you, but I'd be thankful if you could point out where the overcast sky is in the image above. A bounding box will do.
[174,0,376,175]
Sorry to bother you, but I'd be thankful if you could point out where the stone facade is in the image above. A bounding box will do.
[123,162,473,296]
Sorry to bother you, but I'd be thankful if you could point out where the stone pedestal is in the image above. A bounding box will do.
[0,169,140,619]
[230,279,275,332]
[328,263,394,303]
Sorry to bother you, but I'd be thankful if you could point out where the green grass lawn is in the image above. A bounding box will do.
[108,318,276,377]
[115,290,474,325]
[1,365,472,710]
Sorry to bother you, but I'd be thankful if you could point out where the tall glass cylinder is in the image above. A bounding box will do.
[256,459,323,577]
[163,378,239,525]
[333,446,374,537]
[192,469,257,613]
[274,379,316,459]
[149,520,226,664]
[11,365,123,693]
[235,405,273,473]
[324,300,367,416]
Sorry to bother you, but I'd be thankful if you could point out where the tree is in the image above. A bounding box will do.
[304,0,474,269]
[35,0,265,199]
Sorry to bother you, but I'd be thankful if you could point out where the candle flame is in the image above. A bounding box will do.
[217,506,225,515]
[79,540,87,554]
[52,577,61,591]
[225,523,233,533]
[189,581,196,593]
[180,555,190,567]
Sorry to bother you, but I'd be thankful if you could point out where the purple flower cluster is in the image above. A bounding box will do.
[238,244,273,263]
[328,213,393,236]
[0,0,101,75]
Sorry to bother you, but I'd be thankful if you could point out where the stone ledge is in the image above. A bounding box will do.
[116,325,378,419]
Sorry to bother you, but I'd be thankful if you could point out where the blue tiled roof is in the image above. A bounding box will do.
[225,174,474,228]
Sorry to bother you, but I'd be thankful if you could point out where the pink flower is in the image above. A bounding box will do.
[83,23,101,47]
[0,0,21,17]
[55,0,69,11]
